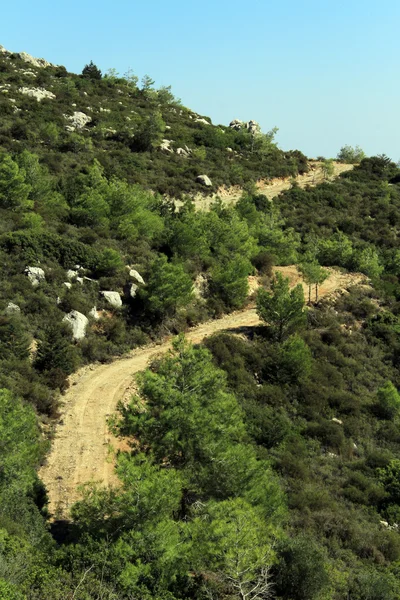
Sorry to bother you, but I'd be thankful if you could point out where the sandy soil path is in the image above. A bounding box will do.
[39,266,364,518]
[192,161,354,210]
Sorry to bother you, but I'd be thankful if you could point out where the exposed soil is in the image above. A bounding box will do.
[192,161,354,210]
[39,266,365,518]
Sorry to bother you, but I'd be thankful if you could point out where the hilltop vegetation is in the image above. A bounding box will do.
[1,47,400,599]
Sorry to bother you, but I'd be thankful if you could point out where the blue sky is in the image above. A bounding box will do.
[2,0,399,159]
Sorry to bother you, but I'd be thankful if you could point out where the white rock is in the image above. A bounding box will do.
[160,139,173,153]
[17,51,54,68]
[101,291,122,308]
[129,284,138,298]
[229,119,244,130]
[380,520,389,528]
[19,87,56,101]
[196,174,212,187]
[89,306,100,320]
[246,119,261,134]
[63,282,72,289]
[176,147,189,157]
[25,266,45,286]
[100,107,111,113]
[0,45,10,54]
[331,418,343,425]
[76,277,84,285]
[5,302,21,315]
[66,269,79,280]
[65,111,92,130]
[63,310,89,341]
[129,269,145,285]
[195,118,210,125]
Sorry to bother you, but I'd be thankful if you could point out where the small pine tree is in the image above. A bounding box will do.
[81,60,102,80]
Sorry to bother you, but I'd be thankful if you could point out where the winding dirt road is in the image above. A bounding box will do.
[39,267,365,518]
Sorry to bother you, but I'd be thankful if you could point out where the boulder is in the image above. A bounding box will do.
[63,282,72,289]
[19,87,56,101]
[101,291,122,308]
[129,283,138,298]
[25,266,45,286]
[66,269,79,280]
[129,269,145,285]
[65,111,92,130]
[196,174,212,187]
[160,139,173,153]
[229,119,244,131]
[176,147,190,157]
[5,302,21,315]
[195,118,210,125]
[89,306,100,320]
[63,310,89,341]
[331,417,343,425]
[246,120,261,134]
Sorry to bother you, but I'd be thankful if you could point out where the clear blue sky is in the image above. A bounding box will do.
[2,0,399,159]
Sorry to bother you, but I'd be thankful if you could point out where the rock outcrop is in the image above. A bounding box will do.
[25,266,45,286]
[65,111,92,131]
[100,291,122,308]
[129,269,145,285]
[63,310,89,341]
[128,284,138,298]
[17,51,54,69]
[229,119,261,134]
[160,139,173,153]
[196,174,213,187]
[19,87,56,101]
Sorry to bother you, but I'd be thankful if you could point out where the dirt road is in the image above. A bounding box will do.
[39,266,364,518]
[192,161,354,210]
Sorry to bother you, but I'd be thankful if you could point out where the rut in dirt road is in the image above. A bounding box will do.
[39,267,365,518]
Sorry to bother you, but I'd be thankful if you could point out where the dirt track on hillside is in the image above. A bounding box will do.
[39,266,365,518]
[193,161,354,210]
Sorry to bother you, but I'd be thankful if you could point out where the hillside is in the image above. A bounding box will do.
[1,44,400,600]
[0,45,308,198]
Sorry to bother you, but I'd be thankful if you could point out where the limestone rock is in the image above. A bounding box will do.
[19,87,56,101]
[129,283,138,298]
[176,147,190,157]
[196,174,212,187]
[5,302,21,315]
[63,282,72,289]
[63,310,89,341]
[246,119,261,134]
[229,119,260,134]
[100,291,122,308]
[331,417,343,425]
[65,111,92,130]
[17,51,54,68]
[0,45,9,54]
[229,119,244,131]
[25,266,45,286]
[129,269,145,285]
[160,139,173,153]
[195,118,210,125]
[66,269,79,280]
[89,306,100,320]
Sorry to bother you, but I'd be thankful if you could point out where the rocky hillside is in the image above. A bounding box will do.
[0,45,308,198]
